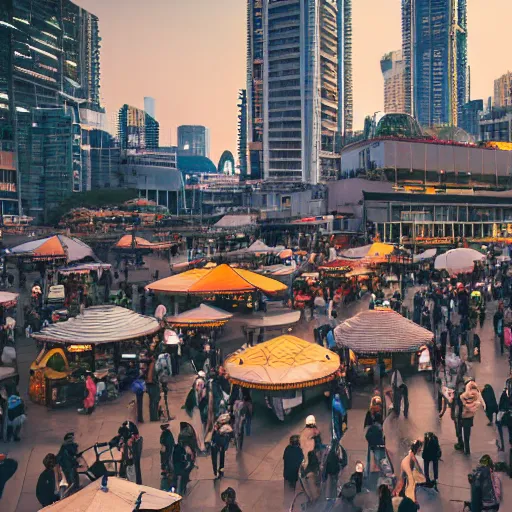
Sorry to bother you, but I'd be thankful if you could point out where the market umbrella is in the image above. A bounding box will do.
[8,235,95,262]
[413,248,437,263]
[115,235,173,251]
[225,335,340,390]
[227,240,279,256]
[166,303,233,328]
[147,264,287,295]
[334,309,433,355]
[366,242,395,258]
[39,476,182,511]
[434,248,485,275]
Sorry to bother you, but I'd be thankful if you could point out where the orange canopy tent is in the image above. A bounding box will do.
[8,235,95,262]
[115,235,173,251]
[146,264,287,295]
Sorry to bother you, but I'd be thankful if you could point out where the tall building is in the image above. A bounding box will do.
[177,125,210,158]
[381,50,406,114]
[144,96,156,118]
[402,0,468,127]
[246,0,264,179]
[237,89,248,178]
[262,0,353,184]
[118,105,159,151]
[460,99,483,141]
[0,0,103,221]
[494,72,512,108]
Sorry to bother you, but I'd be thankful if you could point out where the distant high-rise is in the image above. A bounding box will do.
[262,0,353,184]
[381,50,406,114]
[460,99,484,141]
[118,105,159,151]
[0,0,103,221]
[237,90,248,178]
[177,125,210,158]
[144,97,156,118]
[402,0,468,127]
[494,72,512,108]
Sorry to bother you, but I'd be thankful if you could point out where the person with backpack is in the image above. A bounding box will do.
[496,377,512,452]
[211,418,232,478]
[469,455,501,512]
[423,432,441,490]
[131,375,146,423]
[4,393,26,442]
[494,302,505,355]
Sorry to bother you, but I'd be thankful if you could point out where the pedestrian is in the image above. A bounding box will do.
[140,290,147,315]
[172,435,195,495]
[220,487,242,512]
[211,420,232,478]
[393,440,425,504]
[365,413,385,474]
[299,415,323,502]
[160,424,175,476]
[131,375,146,423]
[494,302,505,355]
[4,393,26,442]
[283,435,303,492]
[325,439,342,501]
[423,432,441,490]
[496,378,512,452]
[331,393,347,441]
[56,433,79,492]
[460,379,486,455]
[36,453,62,507]
[78,371,96,414]
[377,483,393,512]
[146,357,160,422]
[391,369,409,418]
[481,384,499,426]
[0,453,18,499]
[469,455,501,512]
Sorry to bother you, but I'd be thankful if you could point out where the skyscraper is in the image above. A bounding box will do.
[262,0,353,184]
[144,96,156,118]
[118,105,159,151]
[494,72,512,108]
[0,0,103,221]
[177,125,210,158]
[237,89,248,178]
[402,0,468,127]
[381,50,406,114]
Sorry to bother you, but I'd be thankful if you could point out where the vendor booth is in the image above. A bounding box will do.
[225,335,340,420]
[39,476,182,511]
[29,305,161,407]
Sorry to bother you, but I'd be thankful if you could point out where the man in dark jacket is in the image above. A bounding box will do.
[36,453,60,507]
[283,435,303,491]
[160,424,175,475]
[56,433,79,492]
[423,432,441,490]
[0,453,18,499]
[494,303,505,355]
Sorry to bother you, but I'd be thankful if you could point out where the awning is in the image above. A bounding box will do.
[39,476,182,511]
[57,263,112,278]
[8,235,96,262]
[147,264,287,295]
[334,309,433,354]
[115,235,173,250]
[226,240,279,257]
[225,335,340,390]
[166,304,233,328]
[0,291,19,308]
[32,305,161,345]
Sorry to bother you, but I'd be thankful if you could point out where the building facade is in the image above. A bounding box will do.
[494,72,512,109]
[459,99,483,141]
[177,125,210,158]
[237,89,248,178]
[381,50,406,114]
[262,0,353,184]
[0,0,103,221]
[402,0,468,127]
[479,107,512,143]
[118,104,159,151]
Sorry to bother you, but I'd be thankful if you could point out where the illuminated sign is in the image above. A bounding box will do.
[68,344,93,353]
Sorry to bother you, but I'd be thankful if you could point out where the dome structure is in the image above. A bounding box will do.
[374,113,424,139]
[177,155,217,174]
[218,150,235,175]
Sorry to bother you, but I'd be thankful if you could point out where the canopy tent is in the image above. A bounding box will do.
[334,309,433,354]
[226,240,279,257]
[39,476,182,511]
[318,259,354,272]
[146,264,287,295]
[165,303,233,328]
[413,248,437,263]
[31,305,161,345]
[434,248,485,275]
[339,244,372,259]
[225,335,340,390]
[115,235,173,251]
[0,291,18,308]
[242,309,301,329]
[57,262,112,279]
[8,235,96,262]
[258,264,295,277]
[339,243,394,260]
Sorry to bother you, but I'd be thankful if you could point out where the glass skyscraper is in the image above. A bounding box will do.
[177,125,210,158]
[118,104,160,151]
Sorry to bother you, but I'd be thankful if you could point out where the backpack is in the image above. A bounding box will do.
[131,379,146,395]
[155,353,172,382]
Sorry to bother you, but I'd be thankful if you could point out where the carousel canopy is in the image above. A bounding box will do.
[115,235,173,250]
[8,235,95,262]
[334,309,433,354]
[165,303,233,327]
[434,248,485,275]
[225,335,340,390]
[32,305,161,345]
[39,476,182,511]
[146,264,287,295]
[0,291,18,308]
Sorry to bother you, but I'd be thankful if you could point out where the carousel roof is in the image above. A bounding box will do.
[0,291,18,307]
[165,303,233,327]
[8,235,95,262]
[334,309,433,354]
[39,476,182,511]
[146,264,287,295]
[115,235,173,250]
[225,335,340,390]
[31,305,161,345]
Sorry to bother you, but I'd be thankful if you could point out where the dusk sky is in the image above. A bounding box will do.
[75,0,512,164]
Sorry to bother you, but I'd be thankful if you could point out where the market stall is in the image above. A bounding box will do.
[225,335,340,420]
[29,305,161,407]
[39,476,182,511]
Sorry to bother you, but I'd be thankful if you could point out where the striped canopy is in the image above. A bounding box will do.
[32,305,161,345]
[334,309,433,354]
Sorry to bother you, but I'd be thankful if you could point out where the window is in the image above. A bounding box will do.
[46,353,66,372]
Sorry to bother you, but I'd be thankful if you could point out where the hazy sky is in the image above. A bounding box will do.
[75,0,512,163]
